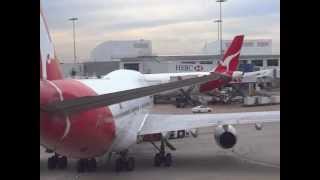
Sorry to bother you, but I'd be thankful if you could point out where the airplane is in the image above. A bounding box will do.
[132,41,276,105]
[117,35,245,93]
[40,6,280,173]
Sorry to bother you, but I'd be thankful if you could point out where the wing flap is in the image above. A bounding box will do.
[139,111,280,135]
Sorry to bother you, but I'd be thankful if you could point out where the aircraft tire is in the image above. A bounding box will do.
[154,153,161,167]
[77,159,87,173]
[126,157,135,171]
[57,156,68,169]
[164,153,172,167]
[87,158,97,172]
[115,158,123,172]
[48,156,57,170]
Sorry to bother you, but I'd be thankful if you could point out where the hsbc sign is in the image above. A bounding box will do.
[176,64,204,72]
[194,65,204,71]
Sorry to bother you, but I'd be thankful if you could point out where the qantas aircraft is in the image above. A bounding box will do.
[111,35,245,93]
[130,41,275,100]
[40,7,280,173]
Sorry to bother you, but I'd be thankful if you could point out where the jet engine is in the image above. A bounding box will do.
[232,71,243,82]
[214,124,237,149]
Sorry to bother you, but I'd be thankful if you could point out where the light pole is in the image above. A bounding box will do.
[68,17,78,65]
[214,19,221,55]
[216,0,226,58]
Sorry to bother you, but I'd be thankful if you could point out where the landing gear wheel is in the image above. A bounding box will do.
[57,156,68,169]
[164,153,172,167]
[77,159,87,173]
[154,153,161,167]
[48,156,57,170]
[87,158,97,172]
[126,157,135,171]
[115,158,123,172]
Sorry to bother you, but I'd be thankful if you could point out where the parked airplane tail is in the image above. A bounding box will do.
[40,8,63,80]
[199,35,244,93]
[213,35,244,74]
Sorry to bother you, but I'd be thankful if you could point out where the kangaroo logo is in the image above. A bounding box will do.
[219,50,240,71]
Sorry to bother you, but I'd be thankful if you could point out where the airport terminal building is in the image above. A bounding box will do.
[60,39,280,77]
[203,39,273,55]
[61,54,280,77]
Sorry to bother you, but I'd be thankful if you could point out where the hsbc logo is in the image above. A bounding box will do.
[194,65,203,71]
[176,64,204,72]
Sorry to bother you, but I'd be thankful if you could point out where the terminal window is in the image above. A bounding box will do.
[200,61,213,64]
[124,63,139,71]
[251,60,263,66]
[182,61,196,64]
[267,59,279,66]
[133,43,149,48]
[257,42,269,47]
[244,42,254,47]
[240,60,248,64]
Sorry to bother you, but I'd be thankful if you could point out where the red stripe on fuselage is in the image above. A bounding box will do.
[40,79,116,158]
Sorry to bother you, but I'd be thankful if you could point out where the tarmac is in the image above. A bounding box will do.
[40,103,280,180]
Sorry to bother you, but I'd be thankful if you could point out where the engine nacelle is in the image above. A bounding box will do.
[232,71,243,82]
[214,124,237,149]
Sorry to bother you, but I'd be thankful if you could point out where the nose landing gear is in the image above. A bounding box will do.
[152,136,175,167]
[154,152,172,167]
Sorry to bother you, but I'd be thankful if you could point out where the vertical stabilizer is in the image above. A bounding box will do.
[40,8,63,80]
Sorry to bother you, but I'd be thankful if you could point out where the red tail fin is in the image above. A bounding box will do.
[213,35,244,74]
[40,8,63,80]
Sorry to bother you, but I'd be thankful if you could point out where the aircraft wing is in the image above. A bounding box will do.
[41,72,227,113]
[138,111,280,135]
[143,72,210,85]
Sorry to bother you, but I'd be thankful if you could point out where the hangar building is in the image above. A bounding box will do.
[60,38,279,78]
[60,54,280,77]
[203,39,272,55]
[90,40,152,61]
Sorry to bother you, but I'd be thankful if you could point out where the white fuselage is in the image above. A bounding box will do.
[78,69,153,152]
[75,68,276,153]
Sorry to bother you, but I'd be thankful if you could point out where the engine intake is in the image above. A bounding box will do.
[214,125,237,149]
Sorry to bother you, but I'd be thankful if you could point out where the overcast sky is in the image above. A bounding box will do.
[42,0,280,62]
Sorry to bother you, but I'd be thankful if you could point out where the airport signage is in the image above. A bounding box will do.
[176,64,204,72]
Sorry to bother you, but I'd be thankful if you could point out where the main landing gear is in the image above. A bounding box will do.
[115,150,135,172]
[151,137,175,167]
[76,158,97,173]
[47,154,68,170]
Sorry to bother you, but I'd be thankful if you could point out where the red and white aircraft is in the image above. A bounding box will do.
[140,35,245,93]
[40,8,280,173]
[132,37,274,100]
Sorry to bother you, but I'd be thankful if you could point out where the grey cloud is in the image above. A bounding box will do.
[42,0,279,60]
[43,0,279,32]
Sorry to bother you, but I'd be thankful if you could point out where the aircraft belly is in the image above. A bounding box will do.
[110,98,152,152]
[77,76,152,153]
